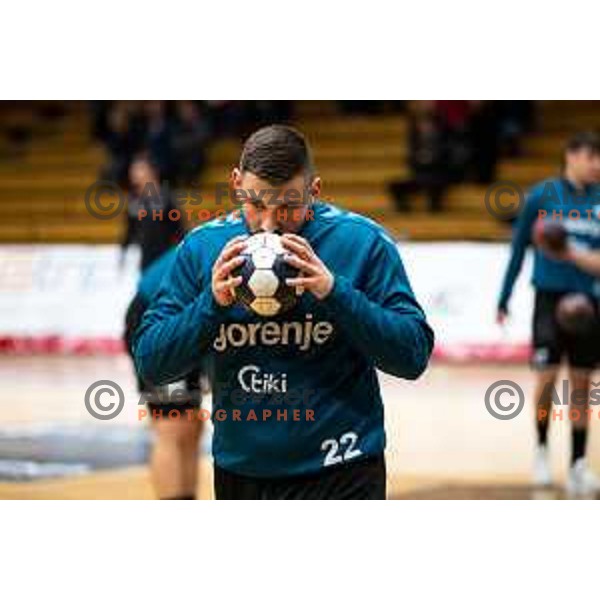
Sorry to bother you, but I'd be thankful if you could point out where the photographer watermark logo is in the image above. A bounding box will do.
[84,380,125,420]
[484,380,525,421]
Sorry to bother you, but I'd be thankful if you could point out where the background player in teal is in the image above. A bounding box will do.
[497,131,600,495]
[124,247,205,500]
[133,125,434,499]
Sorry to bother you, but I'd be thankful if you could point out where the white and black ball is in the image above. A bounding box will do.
[232,232,302,317]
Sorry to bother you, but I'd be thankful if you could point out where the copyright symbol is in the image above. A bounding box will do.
[484,380,525,421]
[484,181,524,220]
[84,180,125,220]
[84,380,125,421]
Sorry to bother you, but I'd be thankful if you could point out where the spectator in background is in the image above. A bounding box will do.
[100,101,145,186]
[469,100,500,183]
[498,100,535,157]
[89,101,111,142]
[142,101,175,183]
[389,102,449,213]
[122,156,185,271]
[171,101,210,186]
[205,101,248,138]
[435,100,472,182]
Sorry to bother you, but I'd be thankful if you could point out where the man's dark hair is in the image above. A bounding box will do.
[565,131,600,155]
[239,125,314,185]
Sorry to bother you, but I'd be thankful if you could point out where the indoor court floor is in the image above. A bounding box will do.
[0,356,598,499]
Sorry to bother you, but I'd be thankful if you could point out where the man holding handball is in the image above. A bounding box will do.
[133,125,433,499]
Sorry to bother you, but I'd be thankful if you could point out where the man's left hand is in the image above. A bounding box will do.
[282,233,334,300]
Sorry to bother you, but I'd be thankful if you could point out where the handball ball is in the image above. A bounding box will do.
[532,220,568,253]
[555,293,596,336]
[233,232,303,317]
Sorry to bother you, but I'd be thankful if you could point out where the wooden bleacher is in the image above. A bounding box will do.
[0,100,598,243]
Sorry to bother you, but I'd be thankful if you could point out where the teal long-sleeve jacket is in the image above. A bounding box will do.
[133,202,434,477]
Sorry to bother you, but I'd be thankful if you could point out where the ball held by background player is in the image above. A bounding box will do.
[532,219,568,255]
[555,293,596,335]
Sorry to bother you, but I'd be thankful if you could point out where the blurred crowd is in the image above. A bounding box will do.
[89,100,536,223]
[90,101,293,188]
[389,100,536,212]
[89,101,290,270]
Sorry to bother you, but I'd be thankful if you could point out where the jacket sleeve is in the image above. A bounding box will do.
[321,231,434,380]
[132,237,228,386]
[497,188,541,312]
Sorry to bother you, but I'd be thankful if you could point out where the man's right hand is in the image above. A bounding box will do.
[211,235,248,307]
[496,308,508,326]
